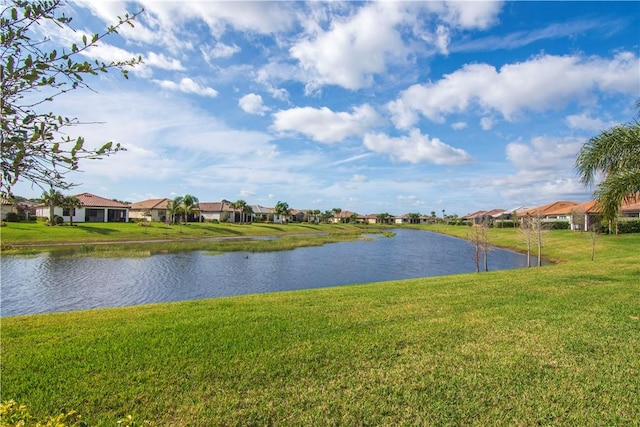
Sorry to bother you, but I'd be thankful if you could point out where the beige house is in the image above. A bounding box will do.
[129,198,171,222]
[394,213,429,224]
[199,202,235,222]
[330,210,359,223]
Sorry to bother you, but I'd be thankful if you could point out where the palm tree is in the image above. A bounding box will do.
[243,203,253,223]
[230,199,247,223]
[181,194,199,223]
[61,195,81,226]
[331,207,342,222]
[274,201,290,224]
[41,188,63,225]
[167,196,183,224]
[220,199,231,222]
[576,100,640,231]
[376,212,390,224]
[322,210,333,223]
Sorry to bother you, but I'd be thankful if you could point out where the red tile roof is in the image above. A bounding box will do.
[520,201,579,216]
[462,210,486,220]
[75,193,129,208]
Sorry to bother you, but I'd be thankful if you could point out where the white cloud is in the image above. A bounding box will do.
[482,135,593,206]
[145,52,185,71]
[439,1,503,30]
[565,112,614,131]
[239,94,270,116]
[272,104,382,143]
[451,18,609,53]
[480,117,494,130]
[152,77,218,97]
[435,25,450,55]
[290,2,408,90]
[506,136,584,172]
[363,129,473,165]
[351,174,368,183]
[451,121,468,130]
[330,153,373,166]
[397,194,424,207]
[389,52,640,127]
[204,42,241,60]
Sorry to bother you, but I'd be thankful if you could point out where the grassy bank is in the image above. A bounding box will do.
[0,222,374,257]
[2,228,639,425]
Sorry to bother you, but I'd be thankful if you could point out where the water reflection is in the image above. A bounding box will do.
[2,229,532,316]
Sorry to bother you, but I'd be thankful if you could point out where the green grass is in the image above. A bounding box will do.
[2,228,639,425]
[0,221,375,256]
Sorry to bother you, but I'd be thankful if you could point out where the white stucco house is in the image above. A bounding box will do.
[36,192,129,223]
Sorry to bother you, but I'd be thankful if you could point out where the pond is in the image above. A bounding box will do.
[1,229,533,316]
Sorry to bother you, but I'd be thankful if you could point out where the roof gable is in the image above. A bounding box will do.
[199,202,233,212]
[130,198,170,210]
[75,193,129,208]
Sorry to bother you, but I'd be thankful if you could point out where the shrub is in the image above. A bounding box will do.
[495,220,518,228]
[549,221,570,230]
[618,220,640,234]
[4,212,19,222]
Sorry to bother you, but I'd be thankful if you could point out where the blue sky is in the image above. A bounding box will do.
[13,1,640,216]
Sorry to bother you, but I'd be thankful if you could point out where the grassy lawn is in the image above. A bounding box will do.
[1,227,639,425]
[0,221,374,256]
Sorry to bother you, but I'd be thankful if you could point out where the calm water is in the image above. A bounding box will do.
[1,229,531,316]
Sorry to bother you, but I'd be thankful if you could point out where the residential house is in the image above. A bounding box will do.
[35,192,129,223]
[251,205,276,223]
[519,201,579,223]
[129,198,170,222]
[620,194,640,219]
[289,209,305,223]
[1,197,17,220]
[365,213,394,224]
[462,210,485,224]
[462,209,505,225]
[568,200,602,231]
[394,213,425,224]
[331,210,359,223]
[522,197,639,231]
[498,206,531,220]
[199,201,234,222]
[364,214,379,224]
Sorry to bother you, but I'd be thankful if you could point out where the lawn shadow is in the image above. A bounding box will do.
[255,225,285,232]
[76,226,119,235]
[200,225,243,235]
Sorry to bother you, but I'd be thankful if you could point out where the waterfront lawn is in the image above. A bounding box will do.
[0,221,365,250]
[2,230,639,425]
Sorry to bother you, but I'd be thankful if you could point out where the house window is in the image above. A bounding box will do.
[62,208,75,216]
